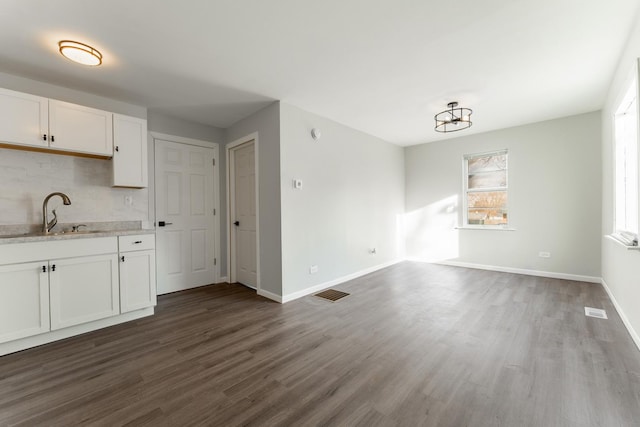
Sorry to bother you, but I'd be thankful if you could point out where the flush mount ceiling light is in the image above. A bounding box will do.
[434,101,473,133]
[58,40,102,66]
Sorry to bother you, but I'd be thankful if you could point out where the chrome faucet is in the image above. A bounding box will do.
[42,192,71,234]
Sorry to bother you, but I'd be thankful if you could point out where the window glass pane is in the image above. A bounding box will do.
[614,79,638,235]
[464,151,508,227]
[468,170,507,189]
[467,191,508,225]
[467,153,507,173]
[467,191,507,209]
[467,208,508,225]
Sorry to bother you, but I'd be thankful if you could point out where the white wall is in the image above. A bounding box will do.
[601,14,640,344]
[405,112,602,279]
[0,73,149,226]
[226,102,282,295]
[148,111,225,143]
[0,72,146,119]
[279,103,405,297]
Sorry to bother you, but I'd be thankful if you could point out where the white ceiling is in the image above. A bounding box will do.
[1,0,638,146]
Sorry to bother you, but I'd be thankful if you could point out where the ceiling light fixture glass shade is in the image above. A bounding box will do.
[58,40,103,66]
[434,101,472,133]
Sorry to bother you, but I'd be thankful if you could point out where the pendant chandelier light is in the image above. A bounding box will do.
[434,101,472,133]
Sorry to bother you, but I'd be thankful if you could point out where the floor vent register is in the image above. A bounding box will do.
[314,289,350,302]
[585,307,608,319]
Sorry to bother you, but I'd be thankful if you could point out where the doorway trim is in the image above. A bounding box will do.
[226,132,260,292]
[149,131,221,284]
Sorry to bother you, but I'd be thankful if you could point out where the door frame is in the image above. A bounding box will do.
[149,131,221,284]
[226,132,260,291]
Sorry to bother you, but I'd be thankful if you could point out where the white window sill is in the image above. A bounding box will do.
[455,226,516,231]
[605,234,640,250]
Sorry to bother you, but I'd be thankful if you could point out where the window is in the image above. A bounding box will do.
[614,76,638,239]
[463,150,508,227]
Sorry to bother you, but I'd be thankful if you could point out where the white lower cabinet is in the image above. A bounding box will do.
[0,262,49,343]
[0,235,155,353]
[49,254,120,330]
[119,234,156,313]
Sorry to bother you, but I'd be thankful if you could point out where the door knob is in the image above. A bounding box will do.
[234,221,240,226]
[158,221,173,227]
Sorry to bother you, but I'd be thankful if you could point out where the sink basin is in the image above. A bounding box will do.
[0,233,31,239]
[44,230,103,236]
[0,230,104,239]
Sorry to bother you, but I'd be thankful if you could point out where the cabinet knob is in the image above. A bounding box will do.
[134,240,142,244]
[115,146,119,152]
[42,265,46,272]
[43,134,47,141]
[51,264,56,272]
[121,255,125,262]
[51,135,55,143]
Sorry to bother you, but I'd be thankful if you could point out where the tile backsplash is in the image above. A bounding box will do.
[0,147,149,225]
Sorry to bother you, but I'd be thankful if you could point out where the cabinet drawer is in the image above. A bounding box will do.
[119,234,155,252]
[0,237,118,265]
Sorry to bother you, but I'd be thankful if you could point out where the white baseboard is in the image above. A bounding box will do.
[217,276,228,284]
[601,278,640,352]
[257,288,283,303]
[433,260,601,283]
[281,259,401,303]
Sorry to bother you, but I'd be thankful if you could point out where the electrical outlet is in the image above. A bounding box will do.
[538,251,551,258]
[309,265,318,274]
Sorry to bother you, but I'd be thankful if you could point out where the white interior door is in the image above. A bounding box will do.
[231,141,257,288]
[155,139,216,294]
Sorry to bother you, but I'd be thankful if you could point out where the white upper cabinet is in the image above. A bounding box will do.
[113,114,148,188]
[0,87,114,157]
[49,100,113,157]
[0,88,49,148]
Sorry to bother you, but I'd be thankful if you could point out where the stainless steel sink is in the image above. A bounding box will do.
[0,233,31,239]
[45,230,104,236]
[0,230,105,239]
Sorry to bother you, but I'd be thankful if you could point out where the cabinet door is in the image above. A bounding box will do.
[0,262,50,343]
[112,114,148,188]
[0,88,49,148]
[119,250,156,313]
[49,254,119,330]
[49,100,113,156]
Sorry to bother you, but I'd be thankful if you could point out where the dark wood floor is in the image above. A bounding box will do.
[1,262,639,426]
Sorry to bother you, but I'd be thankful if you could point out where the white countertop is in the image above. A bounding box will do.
[0,226,155,245]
